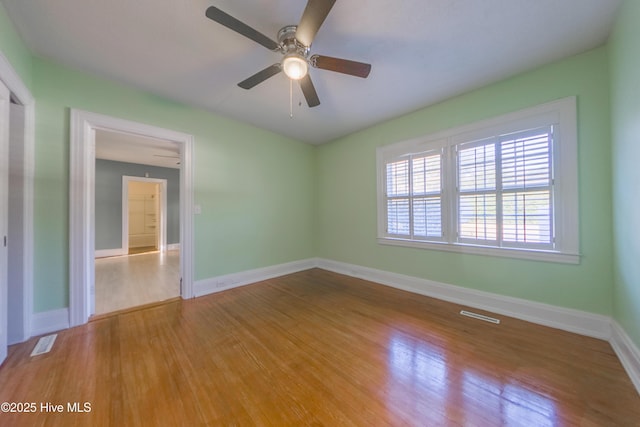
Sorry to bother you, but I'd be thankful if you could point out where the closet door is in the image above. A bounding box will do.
[0,79,11,364]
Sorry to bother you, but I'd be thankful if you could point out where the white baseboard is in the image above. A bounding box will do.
[316,258,612,340]
[31,308,69,337]
[95,248,126,258]
[167,243,180,251]
[194,258,318,297]
[610,321,640,395]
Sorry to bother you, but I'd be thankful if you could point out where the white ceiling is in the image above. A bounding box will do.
[2,0,621,144]
[95,129,181,169]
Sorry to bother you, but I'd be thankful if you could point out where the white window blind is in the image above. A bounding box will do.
[500,128,552,246]
[456,127,553,248]
[385,153,442,239]
[386,159,410,236]
[457,139,497,242]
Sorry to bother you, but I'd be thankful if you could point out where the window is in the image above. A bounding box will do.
[377,97,579,263]
[385,151,443,239]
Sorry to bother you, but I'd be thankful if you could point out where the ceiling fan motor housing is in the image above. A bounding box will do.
[278,25,309,57]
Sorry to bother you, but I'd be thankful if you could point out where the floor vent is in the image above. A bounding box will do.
[30,334,57,356]
[460,310,500,324]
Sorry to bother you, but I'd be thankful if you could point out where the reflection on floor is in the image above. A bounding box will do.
[94,250,180,315]
[128,246,157,255]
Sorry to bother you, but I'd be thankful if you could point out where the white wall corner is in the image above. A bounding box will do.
[31,308,70,337]
[315,258,612,340]
[194,258,319,297]
[610,320,640,396]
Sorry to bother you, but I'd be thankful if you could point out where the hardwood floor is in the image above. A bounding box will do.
[94,250,180,315]
[1,268,638,426]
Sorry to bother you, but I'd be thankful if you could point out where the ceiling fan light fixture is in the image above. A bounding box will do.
[282,54,308,80]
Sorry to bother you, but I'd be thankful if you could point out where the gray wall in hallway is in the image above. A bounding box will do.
[95,159,180,250]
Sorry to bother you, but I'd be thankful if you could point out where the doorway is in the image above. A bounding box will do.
[69,110,194,327]
[123,177,167,255]
[94,162,178,315]
[93,129,182,316]
[127,181,160,254]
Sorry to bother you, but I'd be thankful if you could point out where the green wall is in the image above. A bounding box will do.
[31,57,316,312]
[610,0,640,348]
[316,47,613,315]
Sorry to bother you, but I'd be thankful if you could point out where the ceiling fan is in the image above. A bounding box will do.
[205,0,371,108]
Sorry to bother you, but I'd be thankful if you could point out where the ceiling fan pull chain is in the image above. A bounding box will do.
[289,78,294,118]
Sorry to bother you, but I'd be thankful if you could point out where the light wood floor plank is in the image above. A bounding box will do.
[94,250,180,315]
[0,268,638,426]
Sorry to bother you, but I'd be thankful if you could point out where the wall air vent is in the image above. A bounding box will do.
[30,334,58,356]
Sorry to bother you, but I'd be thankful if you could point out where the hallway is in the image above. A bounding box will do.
[94,250,180,315]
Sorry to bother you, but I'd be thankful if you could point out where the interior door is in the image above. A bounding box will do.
[0,79,11,364]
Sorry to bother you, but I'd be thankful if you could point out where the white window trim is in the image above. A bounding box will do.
[377,97,579,264]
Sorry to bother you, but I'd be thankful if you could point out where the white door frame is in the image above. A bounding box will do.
[0,52,34,344]
[122,176,167,254]
[69,110,194,326]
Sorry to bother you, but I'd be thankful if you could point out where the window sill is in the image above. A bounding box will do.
[377,237,580,264]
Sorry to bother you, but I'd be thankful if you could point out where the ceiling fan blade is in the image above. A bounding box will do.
[310,55,371,78]
[205,6,279,51]
[295,0,336,47]
[238,64,282,89]
[299,74,320,107]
